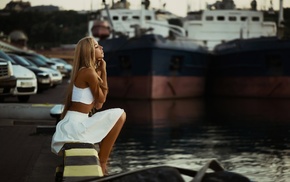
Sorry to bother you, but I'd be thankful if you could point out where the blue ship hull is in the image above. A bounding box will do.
[99,34,209,99]
[208,37,290,98]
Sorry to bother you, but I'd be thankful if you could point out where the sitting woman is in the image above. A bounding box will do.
[51,36,126,175]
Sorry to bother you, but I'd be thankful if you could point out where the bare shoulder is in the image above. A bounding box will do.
[81,67,97,76]
[81,67,98,82]
[75,67,98,86]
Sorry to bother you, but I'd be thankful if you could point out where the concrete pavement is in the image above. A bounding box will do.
[0,103,56,126]
[0,103,60,182]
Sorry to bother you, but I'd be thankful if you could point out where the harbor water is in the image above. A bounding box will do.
[103,98,290,182]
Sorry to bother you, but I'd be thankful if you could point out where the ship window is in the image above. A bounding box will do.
[119,56,131,70]
[112,16,119,20]
[229,16,236,21]
[145,16,152,20]
[241,17,247,21]
[170,56,183,71]
[266,54,282,76]
[206,16,214,21]
[191,14,202,20]
[133,16,140,20]
[252,17,260,21]
[122,16,128,21]
[217,16,225,21]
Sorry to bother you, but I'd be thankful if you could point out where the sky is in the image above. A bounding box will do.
[0,0,289,17]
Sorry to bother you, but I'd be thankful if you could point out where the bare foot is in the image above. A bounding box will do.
[100,162,108,176]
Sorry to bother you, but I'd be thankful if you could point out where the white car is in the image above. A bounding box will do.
[39,67,62,87]
[21,55,63,87]
[33,53,67,78]
[47,59,67,78]
[0,50,37,102]
[0,58,16,99]
[50,58,72,78]
[11,64,38,102]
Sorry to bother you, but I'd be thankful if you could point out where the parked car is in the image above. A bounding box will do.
[9,51,63,87]
[40,55,68,77]
[23,56,63,87]
[0,58,17,101]
[0,50,37,102]
[7,53,51,91]
[50,57,72,78]
[21,52,67,77]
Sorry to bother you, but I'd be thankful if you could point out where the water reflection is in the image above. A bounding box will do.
[102,98,290,182]
[207,97,290,123]
[206,98,290,182]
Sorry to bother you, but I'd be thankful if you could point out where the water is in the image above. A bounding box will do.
[102,98,290,182]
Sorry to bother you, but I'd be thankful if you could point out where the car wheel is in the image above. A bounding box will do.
[18,95,30,103]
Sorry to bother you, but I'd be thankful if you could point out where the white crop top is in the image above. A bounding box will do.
[71,85,94,104]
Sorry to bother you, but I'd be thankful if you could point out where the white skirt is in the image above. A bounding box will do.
[51,108,124,155]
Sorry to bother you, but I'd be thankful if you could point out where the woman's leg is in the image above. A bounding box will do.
[99,111,126,174]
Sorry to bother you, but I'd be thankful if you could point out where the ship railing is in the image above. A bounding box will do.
[146,21,186,37]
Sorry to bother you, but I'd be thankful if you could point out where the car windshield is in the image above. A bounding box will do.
[24,55,48,67]
[51,58,66,64]
[8,54,30,66]
[35,54,51,63]
[22,57,38,67]
[0,50,16,64]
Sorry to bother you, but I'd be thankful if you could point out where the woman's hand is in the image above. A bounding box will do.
[96,59,106,81]
[96,59,106,72]
[95,58,108,103]
[94,102,103,110]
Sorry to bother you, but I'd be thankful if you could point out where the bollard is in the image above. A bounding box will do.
[55,143,103,182]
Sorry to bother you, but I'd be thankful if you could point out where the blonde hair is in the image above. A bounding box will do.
[61,36,97,119]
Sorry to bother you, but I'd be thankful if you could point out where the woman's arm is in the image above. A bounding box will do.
[96,59,108,102]
[82,67,106,104]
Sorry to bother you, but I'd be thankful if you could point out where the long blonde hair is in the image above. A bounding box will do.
[61,36,97,119]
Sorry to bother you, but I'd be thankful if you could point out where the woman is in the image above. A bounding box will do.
[51,36,126,175]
